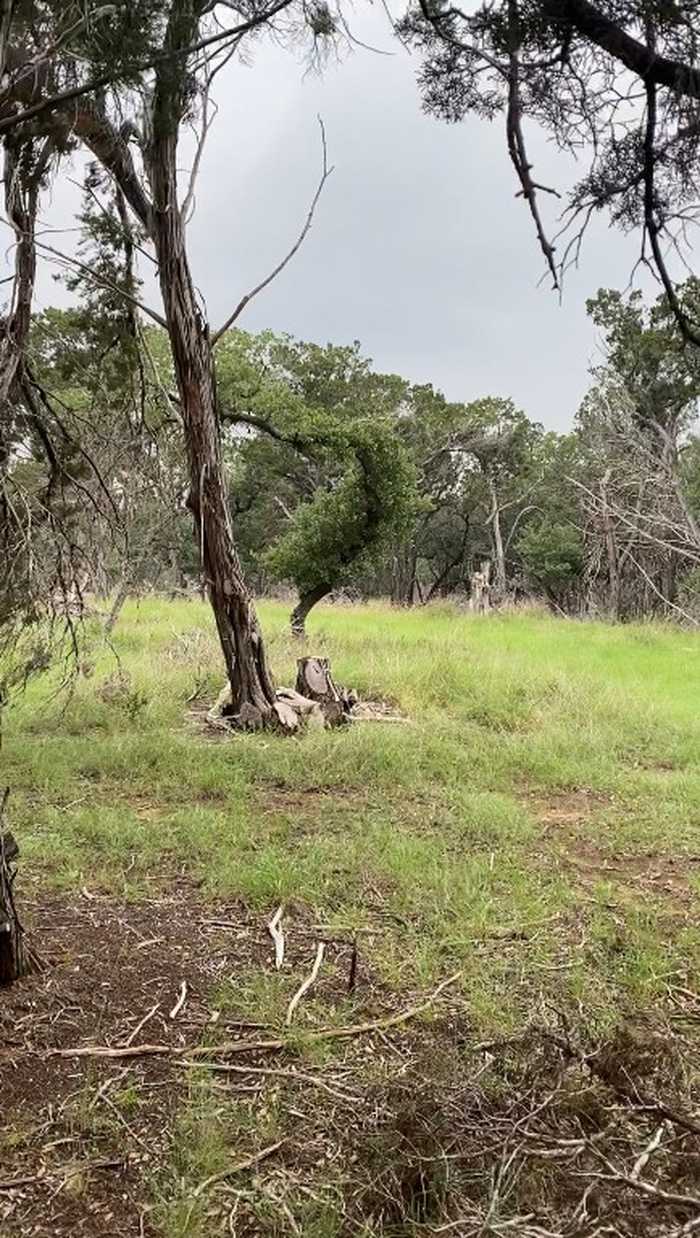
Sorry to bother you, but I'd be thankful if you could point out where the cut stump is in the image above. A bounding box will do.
[295,658,356,727]
[207,658,355,733]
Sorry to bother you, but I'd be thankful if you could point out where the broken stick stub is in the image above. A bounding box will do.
[0,801,40,985]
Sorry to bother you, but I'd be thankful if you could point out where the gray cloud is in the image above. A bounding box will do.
[25,7,653,430]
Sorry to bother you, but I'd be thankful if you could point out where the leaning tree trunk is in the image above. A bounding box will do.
[290,583,332,637]
[148,113,276,727]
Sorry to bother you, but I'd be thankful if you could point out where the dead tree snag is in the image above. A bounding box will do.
[0,790,39,985]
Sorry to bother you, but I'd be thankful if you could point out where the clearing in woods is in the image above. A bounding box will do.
[2,598,700,1237]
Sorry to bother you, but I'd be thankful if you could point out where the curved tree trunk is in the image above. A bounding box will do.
[153,224,276,724]
[290,583,332,637]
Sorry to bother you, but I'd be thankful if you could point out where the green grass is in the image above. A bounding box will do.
[3,597,700,1031]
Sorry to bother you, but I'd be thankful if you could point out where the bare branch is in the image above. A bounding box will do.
[505,4,559,291]
[211,117,333,346]
[22,231,167,328]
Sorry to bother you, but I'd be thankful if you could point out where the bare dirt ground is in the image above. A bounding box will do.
[1,886,280,1236]
[4,878,700,1237]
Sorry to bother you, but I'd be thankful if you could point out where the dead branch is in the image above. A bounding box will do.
[268,904,285,969]
[186,1139,285,1223]
[630,1120,668,1181]
[0,1158,126,1192]
[169,980,188,1020]
[211,117,333,346]
[124,1002,161,1047]
[285,941,326,1026]
[48,969,463,1060]
[178,1059,361,1103]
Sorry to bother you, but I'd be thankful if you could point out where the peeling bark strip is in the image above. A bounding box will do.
[0,789,38,985]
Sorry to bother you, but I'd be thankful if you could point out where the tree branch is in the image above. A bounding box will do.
[0,0,297,139]
[211,117,333,346]
[26,233,167,328]
[642,76,700,348]
[505,4,559,290]
[542,0,700,99]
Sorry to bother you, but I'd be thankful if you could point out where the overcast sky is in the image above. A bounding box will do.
[32,6,652,431]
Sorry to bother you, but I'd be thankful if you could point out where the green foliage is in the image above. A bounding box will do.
[264,419,418,596]
[518,519,584,599]
[215,331,419,605]
[586,282,700,439]
[6,595,700,1027]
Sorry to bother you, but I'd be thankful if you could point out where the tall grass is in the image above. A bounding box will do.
[3,596,700,1030]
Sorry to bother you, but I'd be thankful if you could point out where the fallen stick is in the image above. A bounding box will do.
[48,970,463,1061]
[125,1003,160,1047]
[169,981,187,1020]
[0,1158,125,1192]
[630,1122,668,1182]
[193,1139,284,1197]
[285,942,325,1026]
[0,1173,45,1191]
[182,1140,285,1229]
[179,1058,361,1103]
[268,905,285,969]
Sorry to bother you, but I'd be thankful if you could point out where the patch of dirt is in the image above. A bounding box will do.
[0,885,275,1237]
[259,783,369,816]
[558,837,700,904]
[524,788,700,907]
[3,882,700,1236]
[524,787,613,828]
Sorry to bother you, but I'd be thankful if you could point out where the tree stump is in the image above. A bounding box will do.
[295,658,355,727]
[207,659,355,733]
[0,790,39,985]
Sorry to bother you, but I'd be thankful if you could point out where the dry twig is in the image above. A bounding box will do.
[169,980,187,1020]
[268,904,285,970]
[285,942,325,1026]
[49,970,463,1060]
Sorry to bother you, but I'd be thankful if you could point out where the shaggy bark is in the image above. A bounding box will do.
[0,791,38,985]
[72,3,278,725]
[150,206,275,722]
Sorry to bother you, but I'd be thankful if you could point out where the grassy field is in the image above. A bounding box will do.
[3,598,700,1236]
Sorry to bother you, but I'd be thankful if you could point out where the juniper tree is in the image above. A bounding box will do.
[0,0,335,726]
[400,0,700,342]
